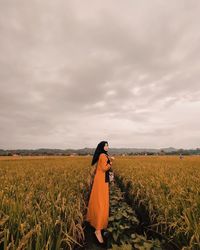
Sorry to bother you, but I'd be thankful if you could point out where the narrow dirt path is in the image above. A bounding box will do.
[78,180,164,249]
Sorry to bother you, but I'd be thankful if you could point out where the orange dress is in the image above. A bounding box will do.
[86,153,111,230]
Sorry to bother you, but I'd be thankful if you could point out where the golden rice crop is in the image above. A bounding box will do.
[112,155,200,249]
[2,155,200,249]
[0,156,92,250]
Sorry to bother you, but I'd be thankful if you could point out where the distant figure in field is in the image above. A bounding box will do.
[179,153,183,159]
[86,141,114,245]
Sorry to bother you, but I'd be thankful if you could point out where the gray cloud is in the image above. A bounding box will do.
[0,0,200,149]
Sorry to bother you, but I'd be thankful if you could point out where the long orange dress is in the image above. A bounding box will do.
[86,153,111,230]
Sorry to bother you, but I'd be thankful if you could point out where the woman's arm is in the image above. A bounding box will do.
[99,153,112,172]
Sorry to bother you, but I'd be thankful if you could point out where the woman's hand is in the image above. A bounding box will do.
[110,156,115,160]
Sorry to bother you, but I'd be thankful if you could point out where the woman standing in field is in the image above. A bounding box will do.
[86,141,114,245]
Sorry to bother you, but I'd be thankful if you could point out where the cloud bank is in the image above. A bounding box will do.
[0,0,200,149]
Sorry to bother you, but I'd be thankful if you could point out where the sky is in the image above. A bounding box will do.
[0,0,200,150]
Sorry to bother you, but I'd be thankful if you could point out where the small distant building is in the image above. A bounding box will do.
[12,154,19,157]
[70,153,77,157]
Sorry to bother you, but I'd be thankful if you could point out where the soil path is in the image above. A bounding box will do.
[76,179,166,250]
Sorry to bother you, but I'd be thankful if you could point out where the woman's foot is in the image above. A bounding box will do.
[94,230,104,243]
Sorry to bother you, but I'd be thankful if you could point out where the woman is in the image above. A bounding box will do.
[86,141,114,245]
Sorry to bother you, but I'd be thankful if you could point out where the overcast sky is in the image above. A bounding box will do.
[0,0,200,149]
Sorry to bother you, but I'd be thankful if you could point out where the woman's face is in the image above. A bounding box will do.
[104,143,109,151]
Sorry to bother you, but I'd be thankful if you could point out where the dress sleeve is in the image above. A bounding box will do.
[99,153,111,172]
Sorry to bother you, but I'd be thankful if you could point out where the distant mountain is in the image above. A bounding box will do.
[160,147,177,152]
[0,147,199,156]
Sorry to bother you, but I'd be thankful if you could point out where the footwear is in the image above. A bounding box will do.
[102,230,109,238]
[94,232,106,247]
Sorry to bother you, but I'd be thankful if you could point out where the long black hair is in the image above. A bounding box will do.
[91,141,109,166]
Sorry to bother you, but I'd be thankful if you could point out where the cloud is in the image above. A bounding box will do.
[0,0,200,149]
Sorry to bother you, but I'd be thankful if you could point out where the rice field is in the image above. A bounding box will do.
[0,156,91,250]
[113,155,200,249]
[1,155,200,249]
